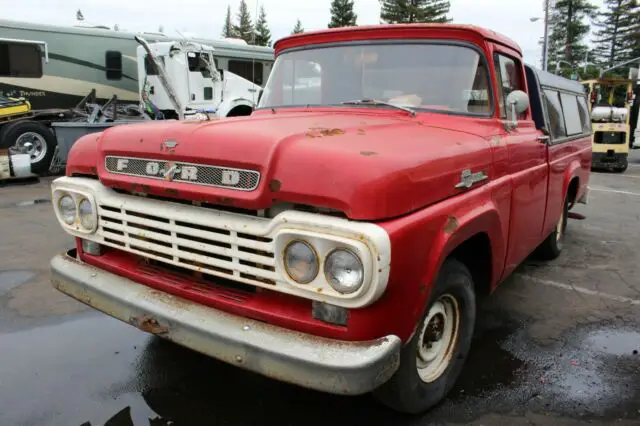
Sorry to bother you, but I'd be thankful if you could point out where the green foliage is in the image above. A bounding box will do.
[254,5,272,46]
[379,0,451,24]
[592,0,640,68]
[221,5,236,38]
[328,0,358,28]
[292,19,304,34]
[233,0,254,44]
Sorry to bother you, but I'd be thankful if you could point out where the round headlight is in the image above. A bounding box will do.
[324,249,364,294]
[284,240,319,284]
[58,194,76,225]
[78,198,95,230]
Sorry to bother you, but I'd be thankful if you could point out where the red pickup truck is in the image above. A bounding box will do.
[50,24,591,413]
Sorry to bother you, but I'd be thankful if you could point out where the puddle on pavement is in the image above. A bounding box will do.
[15,198,51,207]
[586,329,640,356]
[0,270,36,296]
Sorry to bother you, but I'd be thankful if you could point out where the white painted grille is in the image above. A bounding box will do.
[96,201,277,287]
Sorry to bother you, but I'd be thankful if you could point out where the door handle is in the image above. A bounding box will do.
[537,135,550,143]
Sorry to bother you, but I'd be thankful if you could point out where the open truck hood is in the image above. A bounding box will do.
[67,110,493,220]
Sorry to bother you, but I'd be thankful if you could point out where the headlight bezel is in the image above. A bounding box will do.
[275,231,371,300]
[52,188,98,234]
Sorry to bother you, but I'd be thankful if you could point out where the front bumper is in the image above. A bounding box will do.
[51,251,401,395]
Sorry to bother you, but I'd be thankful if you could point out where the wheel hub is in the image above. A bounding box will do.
[11,132,47,163]
[416,294,460,383]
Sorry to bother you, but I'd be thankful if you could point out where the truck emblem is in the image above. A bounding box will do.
[162,140,179,151]
[163,163,179,181]
[455,169,488,189]
[221,170,241,185]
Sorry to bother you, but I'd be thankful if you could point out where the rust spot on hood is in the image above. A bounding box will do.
[443,216,459,234]
[269,179,282,192]
[360,151,378,156]
[305,128,346,138]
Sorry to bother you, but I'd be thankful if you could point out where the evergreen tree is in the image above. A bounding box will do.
[380,0,451,24]
[254,5,272,46]
[292,19,304,34]
[233,0,254,44]
[328,0,358,28]
[592,0,640,68]
[546,0,598,76]
[221,5,236,38]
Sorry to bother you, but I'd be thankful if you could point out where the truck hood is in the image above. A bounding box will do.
[83,110,493,220]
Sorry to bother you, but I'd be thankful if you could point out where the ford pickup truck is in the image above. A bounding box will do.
[50,24,591,414]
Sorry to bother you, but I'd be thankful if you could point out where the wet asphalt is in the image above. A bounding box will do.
[1,155,640,426]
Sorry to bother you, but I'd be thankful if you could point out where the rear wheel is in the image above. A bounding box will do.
[373,259,476,414]
[0,120,56,175]
[614,163,628,173]
[535,195,568,260]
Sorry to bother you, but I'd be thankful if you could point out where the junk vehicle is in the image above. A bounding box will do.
[582,77,636,172]
[0,19,274,175]
[49,24,591,414]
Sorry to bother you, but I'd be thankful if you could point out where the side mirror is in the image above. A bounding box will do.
[506,89,530,129]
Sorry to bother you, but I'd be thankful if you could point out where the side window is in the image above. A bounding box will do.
[494,54,524,119]
[228,60,263,86]
[105,51,122,80]
[560,93,583,136]
[0,42,43,78]
[544,89,567,139]
[577,96,592,133]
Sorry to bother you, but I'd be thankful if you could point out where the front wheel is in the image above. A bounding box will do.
[373,259,476,414]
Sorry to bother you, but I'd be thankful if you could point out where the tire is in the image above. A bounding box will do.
[373,259,476,414]
[0,120,56,175]
[614,163,628,173]
[535,195,568,260]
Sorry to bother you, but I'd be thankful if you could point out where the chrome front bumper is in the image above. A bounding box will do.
[50,251,401,395]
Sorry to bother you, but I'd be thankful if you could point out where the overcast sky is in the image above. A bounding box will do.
[4,0,604,66]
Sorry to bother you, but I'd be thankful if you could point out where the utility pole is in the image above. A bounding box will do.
[542,0,550,71]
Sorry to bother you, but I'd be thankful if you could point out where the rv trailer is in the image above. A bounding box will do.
[0,19,275,110]
[0,19,275,175]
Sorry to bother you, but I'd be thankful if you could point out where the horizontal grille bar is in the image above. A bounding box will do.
[97,202,277,287]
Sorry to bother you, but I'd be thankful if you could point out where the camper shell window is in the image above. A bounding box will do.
[228,60,263,85]
[105,51,122,80]
[0,42,43,78]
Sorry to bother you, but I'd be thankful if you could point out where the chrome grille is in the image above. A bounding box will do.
[96,202,277,287]
[104,156,260,191]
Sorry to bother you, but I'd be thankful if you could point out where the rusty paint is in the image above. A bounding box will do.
[89,166,97,174]
[139,138,144,143]
[165,188,179,196]
[141,184,151,192]
[133,315,168,334]
[305,127,346,138]
[217,197,234,205]
[316,288,323,293]
[360,151,378,156]
[357,129,366,135]
[269,179,282,192]
[443,216,459,234]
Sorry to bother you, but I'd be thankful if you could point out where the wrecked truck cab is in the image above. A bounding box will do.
[50,24,591,414]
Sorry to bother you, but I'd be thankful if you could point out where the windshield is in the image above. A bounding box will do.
[258,43,492,116]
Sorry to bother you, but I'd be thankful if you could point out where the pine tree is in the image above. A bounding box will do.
[292,19,304,34]
[233,0,254,44]
[546,0,598,76]
[328,0,358,28]
[221,5,236,38]
[592,0,640,68]
[254,5,272,46]
[380,0,451,24]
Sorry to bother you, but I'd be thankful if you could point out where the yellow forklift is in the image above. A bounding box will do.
[582,77,635,172]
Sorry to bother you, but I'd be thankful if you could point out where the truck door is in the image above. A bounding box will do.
[186,51,218,111]
[494,51,549,275]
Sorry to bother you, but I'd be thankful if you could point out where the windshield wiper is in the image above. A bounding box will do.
[341,99,417,117]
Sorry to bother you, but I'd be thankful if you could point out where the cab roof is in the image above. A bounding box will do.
[274,24,521,55]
